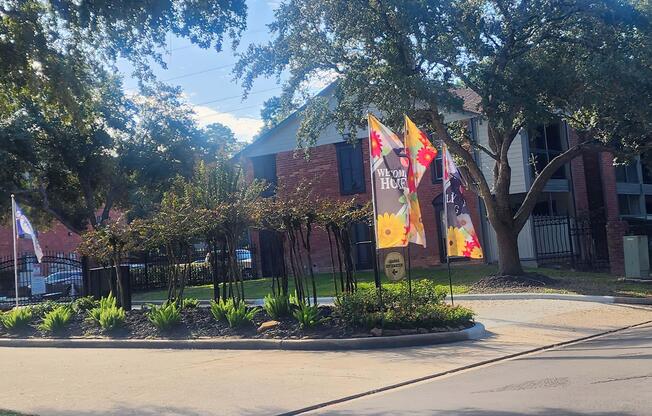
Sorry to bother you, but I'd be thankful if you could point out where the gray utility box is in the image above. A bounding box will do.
[623,235,650,279]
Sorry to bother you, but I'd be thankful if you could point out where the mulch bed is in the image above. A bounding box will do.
[470,273,560,293]
[0,306,449,340]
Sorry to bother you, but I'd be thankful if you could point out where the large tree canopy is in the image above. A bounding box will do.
[236,0,652,275]
[0,0,248,232]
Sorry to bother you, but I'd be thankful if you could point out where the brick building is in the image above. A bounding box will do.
[239,87,485,277]
[239,86,650,277]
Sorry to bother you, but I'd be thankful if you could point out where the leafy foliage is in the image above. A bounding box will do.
[0,0,247,230]
[0,307,34,332]
[39,306,73,334]
[88,294,126,332]
[263,294,291,320]
[225,301,258,329]
[182,298,201,309]
[147,302,182,332]
[210,298,234,322]
[72,296,99,313]
[335,280,460,330]
[292,302,324,329]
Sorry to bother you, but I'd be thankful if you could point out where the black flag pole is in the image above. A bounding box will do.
[407,243,413,302]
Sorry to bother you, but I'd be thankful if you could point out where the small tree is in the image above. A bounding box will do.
[79,216,140,307]
[141,179,200,304]
[317,199,372,294]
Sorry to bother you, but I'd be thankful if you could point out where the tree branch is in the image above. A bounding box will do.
[513,139,605,230]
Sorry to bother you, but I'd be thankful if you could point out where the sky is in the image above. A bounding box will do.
[117,0,283,143]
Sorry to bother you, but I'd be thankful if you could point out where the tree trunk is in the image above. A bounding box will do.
[494,226,524,276]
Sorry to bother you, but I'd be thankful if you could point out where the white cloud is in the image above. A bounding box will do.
[192,105,264,142]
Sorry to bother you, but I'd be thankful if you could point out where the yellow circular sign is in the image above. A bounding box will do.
[384,252,406,282]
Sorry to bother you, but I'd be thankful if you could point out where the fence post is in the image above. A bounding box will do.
[81,256,90,297]
[566,215,576,270]
[120,265,132,311]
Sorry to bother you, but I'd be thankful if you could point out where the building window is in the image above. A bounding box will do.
[618,194,642,216]
[351,221,373,270]
[528,122,567,180]
[641,157,652,184]
[336,141,365,195]
[431,149,443,183]
[646,196,652,219]
[615,163,639,184]
[252,154,277,197]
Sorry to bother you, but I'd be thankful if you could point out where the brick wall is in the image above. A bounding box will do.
[0,222,82,258]
[245,138,485,275]
[567,129,590,216]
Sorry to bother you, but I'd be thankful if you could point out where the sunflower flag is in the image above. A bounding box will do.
[442,145,484,259]
[404,115,438,247]
[368,114,410,249]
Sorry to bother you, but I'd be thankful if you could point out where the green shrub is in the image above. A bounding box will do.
[88,293,118,323]
[292,302,323,329]
[31,300,59,318]
[147,302,181,331]
[39,306,73,334]
[72,296,99,313]
[181,298,200,309]
[97,306,126,331]
[210,298,234,322]
[335,280,471,330]
[263,294,290,320]
[1,307,34,332]
[225,301,258,328]
[87,294,126,331]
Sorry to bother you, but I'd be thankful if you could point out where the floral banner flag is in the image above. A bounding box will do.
[404,115,438,247]
[442,145,484,259]
[368,114,410,249]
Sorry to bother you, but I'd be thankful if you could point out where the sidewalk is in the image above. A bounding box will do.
[0,299,651,416]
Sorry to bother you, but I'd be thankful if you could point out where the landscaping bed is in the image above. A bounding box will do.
[0,280,476,341]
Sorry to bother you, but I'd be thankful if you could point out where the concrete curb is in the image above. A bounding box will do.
[0,323,485,351]
[133,293,652,306]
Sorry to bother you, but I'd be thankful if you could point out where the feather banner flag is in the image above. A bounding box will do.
[368,114,410,249]
[14,202,44,262]
[404,115,438,247]
[442,145,484,259]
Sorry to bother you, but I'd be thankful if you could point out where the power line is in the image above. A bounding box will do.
[195,103,265,120]
[194,86,282,106]
[161,63,235,82]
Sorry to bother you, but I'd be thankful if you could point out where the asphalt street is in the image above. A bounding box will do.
[310,323,652,416]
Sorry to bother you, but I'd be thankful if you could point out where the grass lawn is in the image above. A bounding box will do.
[133,264,652,301]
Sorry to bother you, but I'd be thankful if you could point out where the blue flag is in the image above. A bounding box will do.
[15,203,44,262]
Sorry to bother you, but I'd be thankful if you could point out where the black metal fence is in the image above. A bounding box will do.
[533,215,609,271]
[128,246,256,292]
[0,252,85,307]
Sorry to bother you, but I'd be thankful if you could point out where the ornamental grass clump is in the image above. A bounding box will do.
[226,301,258,328]
[88,294,126,332]
[292,302,324,329]
[210,298,234,322]
[1,307,33,333]
[263,294,290,320]
[147,302,181,331]
[39,305,73,334]
[182,297,200,309]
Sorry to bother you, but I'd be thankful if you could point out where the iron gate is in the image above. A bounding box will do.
[0,252,85,307]
[533,215,609,271]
